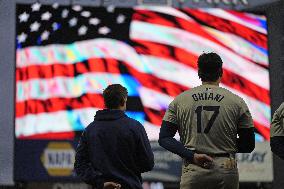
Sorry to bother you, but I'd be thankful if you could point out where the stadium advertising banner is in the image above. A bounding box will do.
[15,3,269,181]
[15,141,78,180]
[142,142,182,182]
[238,142,273,182]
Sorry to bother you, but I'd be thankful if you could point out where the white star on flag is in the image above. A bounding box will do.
[89,18,100,25]
[62,9,69,18]
[30,21,41,32]
[107,5,115,13]
[31,2,41,12]
[19,12,29,23]
[81,11,91,18]
[78,25,88,35]
[41,31,50,41]
[117,14,126,24]
[17,32,27,43]
[52,3,59,9]
[72,5,82,12]
[69,18,78,27]
[41,12,52,21]
[98,26,111,35]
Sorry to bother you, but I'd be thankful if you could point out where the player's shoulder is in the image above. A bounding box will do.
[126,116,142,125]
[278,102,284,111]
[172,88,194,102]
[218,86,239,96]
[123,116,144,129]
[124,117,146,135]
[275,102,284,116]
[218,86,247,106]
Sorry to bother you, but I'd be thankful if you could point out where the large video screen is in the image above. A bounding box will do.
[16,4,270,141]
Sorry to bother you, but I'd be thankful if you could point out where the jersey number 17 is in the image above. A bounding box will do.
[195,106,220,133]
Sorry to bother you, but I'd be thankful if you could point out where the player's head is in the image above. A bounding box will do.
[103,84,128,110]
[197,52,223,82]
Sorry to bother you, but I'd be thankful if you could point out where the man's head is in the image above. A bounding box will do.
[197,52,223,83]
[103,84,128,110]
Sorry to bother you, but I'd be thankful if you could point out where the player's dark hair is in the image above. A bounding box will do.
[103,84,128,109]
[197,52,223,82]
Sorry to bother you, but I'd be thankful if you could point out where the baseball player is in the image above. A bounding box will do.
[270,102,284,159]
[159,52,255,189]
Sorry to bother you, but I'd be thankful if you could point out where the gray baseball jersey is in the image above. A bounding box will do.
[270,102,284,137]
[163,84,254,154]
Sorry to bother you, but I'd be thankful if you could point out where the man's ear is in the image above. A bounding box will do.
[198,70,202,79]
[120,98,125,106]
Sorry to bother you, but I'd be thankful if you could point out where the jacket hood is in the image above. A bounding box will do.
[94,109,126,121]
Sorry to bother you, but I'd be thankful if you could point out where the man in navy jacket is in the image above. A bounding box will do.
[74,84,154,189]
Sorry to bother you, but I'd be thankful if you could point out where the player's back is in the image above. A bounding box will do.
[173,84,249,154]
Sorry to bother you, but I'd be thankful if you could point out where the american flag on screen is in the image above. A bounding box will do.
[16,3,270,140]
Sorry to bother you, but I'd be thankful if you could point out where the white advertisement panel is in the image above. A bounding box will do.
[238,142,273,182]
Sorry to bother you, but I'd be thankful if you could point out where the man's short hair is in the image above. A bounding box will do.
[197,52,223,82]
[103,84,128,109]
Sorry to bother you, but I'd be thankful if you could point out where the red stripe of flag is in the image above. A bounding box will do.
[16,58,122,81]
[144,107,165,126]
[254,121,270,141]
[226,10,263,26]
[18,131,75,140]
[127,66,188,97]
[16,93,105,117]
[184,9,267,49]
